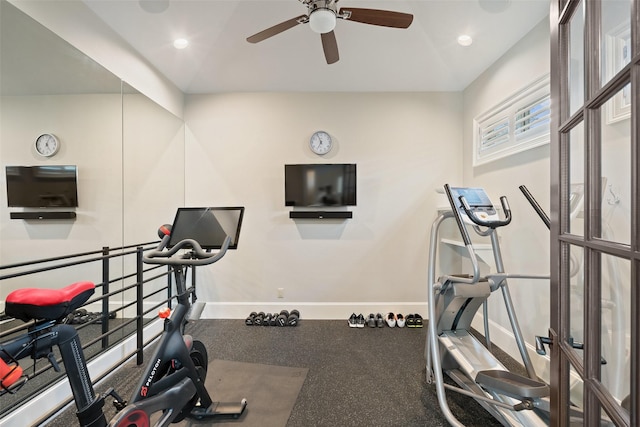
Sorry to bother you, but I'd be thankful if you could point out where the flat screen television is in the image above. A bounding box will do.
[5,165,78,208]
[167,207,245,250]
[285,164,356,207]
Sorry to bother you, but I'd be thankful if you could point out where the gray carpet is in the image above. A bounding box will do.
[41,319,507,426]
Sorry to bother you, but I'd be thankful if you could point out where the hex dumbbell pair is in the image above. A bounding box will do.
[276,309,299,327]
[245,311,272,326]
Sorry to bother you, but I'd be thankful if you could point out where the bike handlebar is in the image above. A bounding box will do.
[143,234,232,267]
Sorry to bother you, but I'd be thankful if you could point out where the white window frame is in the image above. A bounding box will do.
[473,74,550,166]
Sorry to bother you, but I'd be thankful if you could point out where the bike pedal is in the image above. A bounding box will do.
[103,387,127,410]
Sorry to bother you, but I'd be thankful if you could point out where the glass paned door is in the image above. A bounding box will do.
[551,0,637,425]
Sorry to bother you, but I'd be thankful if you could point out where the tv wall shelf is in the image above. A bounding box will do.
[10,212,76,220]
[289,211,352,219]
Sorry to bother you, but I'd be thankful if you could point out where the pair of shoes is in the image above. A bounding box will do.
[386,313,406,328]
[348,313,366,328]
[366,313,384,327]
[406,314,424,328]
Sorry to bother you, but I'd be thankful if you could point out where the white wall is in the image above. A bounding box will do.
[0,94,123,301]
[184,92,463,319]
[461,18,551,373]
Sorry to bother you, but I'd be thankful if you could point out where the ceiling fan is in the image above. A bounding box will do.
[246,0,413,64]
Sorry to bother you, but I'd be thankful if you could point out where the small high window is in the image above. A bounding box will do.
[473,74,550,166]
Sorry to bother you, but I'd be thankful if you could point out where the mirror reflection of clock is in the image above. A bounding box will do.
[35,133,60,157]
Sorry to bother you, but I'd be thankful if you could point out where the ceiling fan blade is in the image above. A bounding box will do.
[339,8,413,28]
[321,31,339,64]
[247,15,308,43]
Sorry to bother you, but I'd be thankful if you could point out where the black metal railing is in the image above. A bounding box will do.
[0,241,177,418]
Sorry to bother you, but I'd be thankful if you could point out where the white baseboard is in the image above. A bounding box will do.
[200,301,430,320]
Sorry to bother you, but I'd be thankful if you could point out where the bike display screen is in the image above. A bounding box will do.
[167,207,245,250]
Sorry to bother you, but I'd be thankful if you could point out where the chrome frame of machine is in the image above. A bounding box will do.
[425,185,552,427]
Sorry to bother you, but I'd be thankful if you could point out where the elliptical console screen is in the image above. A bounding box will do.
[449,187,493,208]
[448,187,497,223]
[168,207,245,250]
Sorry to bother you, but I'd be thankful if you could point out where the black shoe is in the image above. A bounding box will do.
[414,314,423,328]
[406,314,416,328]
[348,313,358,328]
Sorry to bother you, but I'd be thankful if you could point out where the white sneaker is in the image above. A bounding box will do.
[396,313,406,328]
[386,312,396,327]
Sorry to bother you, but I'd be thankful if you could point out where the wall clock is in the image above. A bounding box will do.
[35,133,60,157]
[309,131,332,155]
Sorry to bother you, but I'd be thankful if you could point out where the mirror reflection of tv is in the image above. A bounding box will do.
[285,164,356,207]
[5,165,78,208]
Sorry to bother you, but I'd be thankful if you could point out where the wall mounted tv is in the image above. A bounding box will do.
[5,165,78,208]
[285,164,356,207]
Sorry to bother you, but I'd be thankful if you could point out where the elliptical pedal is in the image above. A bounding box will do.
[475,370,549,400]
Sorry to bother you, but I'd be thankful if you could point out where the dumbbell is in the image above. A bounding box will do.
[263,313,273,326]
[276,310,289,327]
[245,311,257,326]
[287,309,300,326]
[253,312,266,326]
[276,309,300,326]
[269,312,278,326]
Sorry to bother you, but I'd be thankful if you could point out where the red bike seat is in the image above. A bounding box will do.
[5,281,95,322]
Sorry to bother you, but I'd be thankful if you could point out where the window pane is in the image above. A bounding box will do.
[569,122,585,236]
[515,95,551,139]
[569,2,585,116]
[600,254,630,403]
[569,244,585,365]
[568,364,585,420]
[599,84,631,245]
[601,0,631,86]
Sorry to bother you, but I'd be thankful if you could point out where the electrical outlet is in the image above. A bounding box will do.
[277,288,284,298]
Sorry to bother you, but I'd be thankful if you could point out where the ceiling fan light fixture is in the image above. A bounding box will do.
[309,9,336,34]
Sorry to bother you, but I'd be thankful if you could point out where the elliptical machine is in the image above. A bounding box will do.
[1,207,247,426]
[425,185,551,426]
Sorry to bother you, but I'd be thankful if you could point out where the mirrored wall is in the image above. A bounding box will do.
[0,2,185,416]
[0,0,185,312]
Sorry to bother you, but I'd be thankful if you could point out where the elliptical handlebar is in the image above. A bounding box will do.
[444,184,474,246]
[143,233,232,266]
[459,194,512,228]
[519,185,550,230]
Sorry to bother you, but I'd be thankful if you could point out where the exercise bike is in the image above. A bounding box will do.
[425,185,553,426]
[0,206,248,426]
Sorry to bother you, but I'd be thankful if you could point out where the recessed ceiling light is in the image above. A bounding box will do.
[139,0,169,14]
[173,38,189,49]
[479,0,511,14]
[457,35,473,47]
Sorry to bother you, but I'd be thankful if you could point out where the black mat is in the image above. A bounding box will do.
[182,360,307,426]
